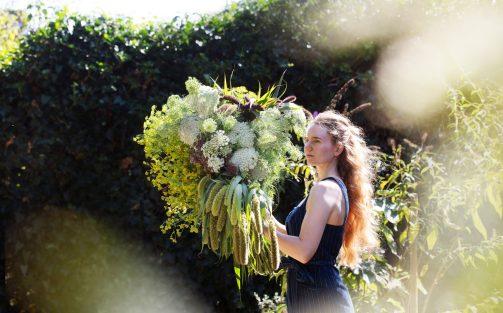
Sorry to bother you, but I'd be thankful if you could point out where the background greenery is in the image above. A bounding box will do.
[1,0,501,312]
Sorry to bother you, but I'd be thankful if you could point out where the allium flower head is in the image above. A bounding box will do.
[222,116,237,132]
[201,118,218,133]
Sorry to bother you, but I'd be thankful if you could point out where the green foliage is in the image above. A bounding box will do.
[340,80,503,312]
[0,9,27,66]
[2,0,500,312]
[0,1,377,311]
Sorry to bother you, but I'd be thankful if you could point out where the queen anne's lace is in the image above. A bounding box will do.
[228,122,255,148]
[178,115,201,145]
[202,130,231,160]
[206,156,225,173]
[230,147,259,173]
[282,104,307,138]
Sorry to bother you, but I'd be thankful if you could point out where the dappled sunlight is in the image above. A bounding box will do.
[6,206,211,313]
[376,6,503,125]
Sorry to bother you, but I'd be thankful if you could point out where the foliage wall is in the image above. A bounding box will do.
[0,1,381,311]
[1,0,501,312]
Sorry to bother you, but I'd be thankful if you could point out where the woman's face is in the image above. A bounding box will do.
[303,123,341,166]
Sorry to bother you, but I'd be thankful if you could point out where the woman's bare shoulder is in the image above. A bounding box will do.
[309,180,343,202]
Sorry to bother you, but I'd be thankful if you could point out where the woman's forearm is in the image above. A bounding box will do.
[276,232,311,264]
[272,216,287,235]
[263,218,311,264]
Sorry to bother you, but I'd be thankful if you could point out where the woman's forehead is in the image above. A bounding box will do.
[306,124,329,138]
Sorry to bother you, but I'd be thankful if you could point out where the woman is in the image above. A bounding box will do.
[265,110,380,312]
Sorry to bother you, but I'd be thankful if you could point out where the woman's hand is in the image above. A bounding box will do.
[262,210,272,240]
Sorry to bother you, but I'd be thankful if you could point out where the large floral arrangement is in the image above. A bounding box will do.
[134,77,310,276]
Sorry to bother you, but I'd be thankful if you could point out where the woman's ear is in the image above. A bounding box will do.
[334,142,344,157]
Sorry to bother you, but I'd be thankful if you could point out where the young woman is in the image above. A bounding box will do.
[265,110,380,313]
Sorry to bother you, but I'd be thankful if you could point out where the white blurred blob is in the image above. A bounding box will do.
[6,207,212,313]
[376,37,448,119]
[376,6,503,124]
[305,1,503,125]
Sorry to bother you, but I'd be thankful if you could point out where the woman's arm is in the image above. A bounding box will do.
[271,215,287,235]
[265,182,342,264]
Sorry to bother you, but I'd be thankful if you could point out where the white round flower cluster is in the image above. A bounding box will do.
[283,106,307,138]
[194,85,219,118]
[256,131,277,147]
[185,77,200,95]
[251,107,282,135]
[286,143,304,161]
[178,115,201,145]
[260,107,281,122]
[184,77,220,118]
[201,117,218,133]
[207,156,225,173]
[222,115,237,132]
[249,158,269,182]
[230,147,259,173]
[202,130,231,160]
[228,122,256,148]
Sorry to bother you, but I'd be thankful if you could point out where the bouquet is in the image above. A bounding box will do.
[134,77,311,277]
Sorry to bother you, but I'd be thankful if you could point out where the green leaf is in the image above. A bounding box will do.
[234,266,241,291]
[426,227,438,250]
[417,277,427,295]
[398,229,408,245]
[471,206,487,240]
[409,222,420,243]
[380,171,399,190]
[420,264,429,277]
[381,225,397,256]
[486,184,502,218]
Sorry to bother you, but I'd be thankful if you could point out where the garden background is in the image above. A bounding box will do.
[1,0,502,312]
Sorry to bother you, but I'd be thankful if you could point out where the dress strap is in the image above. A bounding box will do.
[321,177,350,225]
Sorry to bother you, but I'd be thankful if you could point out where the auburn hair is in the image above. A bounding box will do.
[311,110,380,268]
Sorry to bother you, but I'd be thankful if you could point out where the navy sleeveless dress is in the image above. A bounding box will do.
[281,176,354,313]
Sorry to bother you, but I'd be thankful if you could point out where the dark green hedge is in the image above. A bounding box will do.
[1,1,386,311]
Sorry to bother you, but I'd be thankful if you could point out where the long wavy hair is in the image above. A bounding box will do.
[311,110,380,268]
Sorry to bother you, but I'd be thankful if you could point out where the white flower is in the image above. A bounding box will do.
[251,107,282,136]
[228,122,255,148]
[256,131,277,147]
[283,105,307,137]
[250,158,269,181]
[230,147,259,173]
[207,156,224,173]
[185,77,200,95]
[261,107,281,122]
[222,115,237,132]
[202,130,231,159]
[195,85,219,118]
[201,118,218,133]
[178,115,201,146]
[184,78,220,118]
[286,143,304,161]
